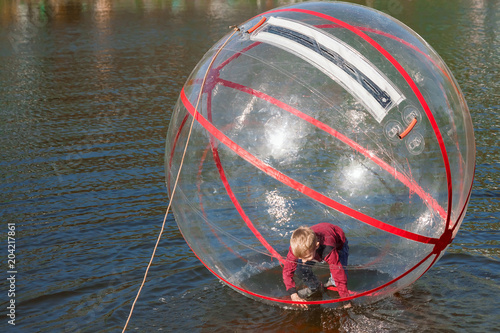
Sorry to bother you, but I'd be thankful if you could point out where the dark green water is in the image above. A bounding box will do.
[0,0,498,332]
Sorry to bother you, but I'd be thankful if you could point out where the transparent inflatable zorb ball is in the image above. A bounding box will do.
[165,2,475,307]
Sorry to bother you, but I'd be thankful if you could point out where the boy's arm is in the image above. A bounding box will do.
[325,251,349,298]
[283,252,309,308]
[282,248,298,295]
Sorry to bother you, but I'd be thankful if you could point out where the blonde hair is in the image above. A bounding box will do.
[290,226,317,258]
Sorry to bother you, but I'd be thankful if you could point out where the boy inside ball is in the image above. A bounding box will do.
[282,223,351,308]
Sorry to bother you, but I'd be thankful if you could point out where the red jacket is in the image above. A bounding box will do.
[282,223,349,298]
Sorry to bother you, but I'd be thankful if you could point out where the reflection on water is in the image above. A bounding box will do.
[0,0,498,332]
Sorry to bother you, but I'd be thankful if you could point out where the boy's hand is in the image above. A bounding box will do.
[343,302,352,309]
[291,293,308,308]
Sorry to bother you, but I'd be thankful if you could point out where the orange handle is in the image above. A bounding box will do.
[247,17,267,33]
[399,118,418,139]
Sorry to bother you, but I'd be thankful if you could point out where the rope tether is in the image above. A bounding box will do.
[122,26,240,333]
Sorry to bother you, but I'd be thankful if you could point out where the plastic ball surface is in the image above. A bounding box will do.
[165,1,475,307]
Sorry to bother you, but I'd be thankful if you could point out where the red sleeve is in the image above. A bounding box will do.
[282,247,298,294]
[324,249,349,298]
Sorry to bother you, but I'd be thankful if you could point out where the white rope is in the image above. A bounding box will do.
[122,27,240,332]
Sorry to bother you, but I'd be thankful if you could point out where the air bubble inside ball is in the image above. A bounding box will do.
[165,1,475,307]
